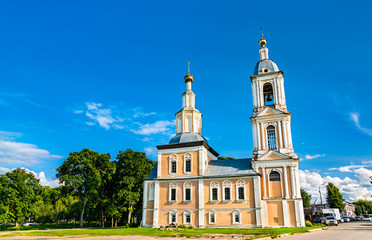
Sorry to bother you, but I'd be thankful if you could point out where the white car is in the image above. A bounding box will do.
[325,216,338,226]
[362,217,371,221]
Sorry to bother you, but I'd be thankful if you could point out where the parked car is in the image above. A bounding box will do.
[362,216,371,221]
[343,217,351,222]
[339,218,344,223]
[325,216,339,226]
[313,217,325,224]
[354,216,361,221]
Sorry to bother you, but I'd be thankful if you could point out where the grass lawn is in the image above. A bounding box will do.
[0,225,321,239]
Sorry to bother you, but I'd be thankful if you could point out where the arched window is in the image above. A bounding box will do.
[183,153,192,174]
[183,181,192,202]
[169,182,177,202]
[269,171,281,181]
[263,83,274,105]
[236,179,246,201]
[267,125,277,150]
[222,180,232,201]
[169,154,178,174]
[148,182,155,202]
[209,210,216,224]
[210,181,219,201]
[169,210,177,224]
[232,210,241,224]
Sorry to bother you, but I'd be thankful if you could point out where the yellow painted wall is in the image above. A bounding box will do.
[286,166,293,197]
[203,210,256,226]
[203,178,255,209]
[269,179,282,198]
[158,210,198,226]
[145,210,153,226]
[161,151,199,177]
[267,201,284,226]
[287,201,296,227]
[158,180,199,210]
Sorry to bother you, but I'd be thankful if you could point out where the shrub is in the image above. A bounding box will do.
[178,224,187,229]
[305,220,313,227]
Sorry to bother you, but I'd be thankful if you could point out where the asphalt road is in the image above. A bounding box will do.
[286,221,372,240]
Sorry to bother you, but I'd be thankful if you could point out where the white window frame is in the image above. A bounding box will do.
[183,210,192,224]
[266,125,277,150]
[148,182,155,202]
[208,210,216,224]
[209,181,219,202]
[177,117,182,134]
[169,182,177,202]
[169,154,178,175]
[185,116,191,133]
[222,180,232,202]
[235,179,246,202]
[232,210,241,224]
[183,181,192,202]
[169,210,177,224]
[183,152,192,174]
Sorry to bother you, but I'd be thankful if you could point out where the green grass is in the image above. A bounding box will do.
[0,226,321,239]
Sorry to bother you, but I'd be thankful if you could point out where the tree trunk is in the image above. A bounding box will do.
[115,219,117,227]
[127,205,133,224]
[111,217,114,228]
[80,197,88,228]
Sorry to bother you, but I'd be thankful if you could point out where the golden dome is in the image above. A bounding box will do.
[184,73,194,83]
[258,37,267,47]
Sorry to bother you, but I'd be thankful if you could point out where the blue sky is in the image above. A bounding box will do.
[0,0,371,201]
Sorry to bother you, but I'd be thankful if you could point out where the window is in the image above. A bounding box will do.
[233,210,241,224]
[169,182,177,202]
[183,153,192,174]
[183,210,191,224]
[148,182,155,202]
[183,182,192,202]
[177,117,182,133]
[169,210,177,224]
[269,171,281,181]
[263,83,274,105]
[209,211,216,224]
[267,125,277,150]
[222,181,232,201]
[210,181,219,202]
[169,154,178,174]
[236,179,246,201]
[185,116,191,132]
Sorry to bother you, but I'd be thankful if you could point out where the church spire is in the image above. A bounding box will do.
[258,27,269,60]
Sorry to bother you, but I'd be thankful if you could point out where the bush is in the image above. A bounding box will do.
[178,224,187,229]
[305,220,313,227]
[187,225,194,229]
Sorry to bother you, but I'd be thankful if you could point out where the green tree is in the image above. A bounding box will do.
[353,200,372,216]
[217,156,235,160]
[0,169,42,227]
[56,148,115,227]
[113,149,155,224]
[301,188,311,208]
[326,183,345,212]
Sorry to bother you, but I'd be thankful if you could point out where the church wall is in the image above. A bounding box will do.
[287,201,296,227]
[158,210,199,226]
[145,210,154,226]
[267,201,284,226]
[203,178,255,209]
[203,210,256,226]
[160,151,199,177]
[158,180,199,210]
[286,166,293,197]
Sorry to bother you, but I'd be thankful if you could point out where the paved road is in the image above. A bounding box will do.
[286,221,372,240]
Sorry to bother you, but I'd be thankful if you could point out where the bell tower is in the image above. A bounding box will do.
[250,32,305,227]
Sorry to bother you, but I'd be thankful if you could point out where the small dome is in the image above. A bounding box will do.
[254,59,279,75]
[184,73,194,83]
[169,133,208,144]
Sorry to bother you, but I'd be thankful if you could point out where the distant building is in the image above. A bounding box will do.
[142,34,305,228]
[310,198,355,217]
[343,201,355,217]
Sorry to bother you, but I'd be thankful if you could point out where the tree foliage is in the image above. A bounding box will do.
[326,183,345,212]
[301,188,311,208]
[217,156,235,160]
[353,200,372,216]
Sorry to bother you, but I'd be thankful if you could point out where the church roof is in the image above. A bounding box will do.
[169,133,208,144]
[206,159,258,177]
[254,59,279,75]
[145,162,158,179]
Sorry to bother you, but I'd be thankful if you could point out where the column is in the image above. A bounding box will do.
[252,81,257,108]
[262,167,267,198]
[261,123,265,150]
[294,167,301,197]
[277,120,283,149]
[290,167,296,198]
[253,124,258,151]
[273,80,279,105]
[283,167,289,199]
[253,176,262,227]
[280,79,286,106]
[257,123,262,150]
[287,121,293,148]
[256,81,261,108]
[153,181,159,227]
[282,121,288,148]
[142,181,148,227]
[282,200,289,227]
[198,179,204,228]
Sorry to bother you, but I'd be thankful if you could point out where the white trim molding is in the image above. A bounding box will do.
[208,210,216,224]
[222,180,232,202]
[210,181,219,202]
[169,210,177,225]
[232,210,241,224]
[183,181,192,202]
[183,210,192,224]
[169,154,178,175]
[169,182,177,202]
[183,152,192,174]
[148,182,155,202]
[235,179,246,202]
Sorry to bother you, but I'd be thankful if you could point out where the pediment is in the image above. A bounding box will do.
[258,151,289,161]
[256,107,286,117]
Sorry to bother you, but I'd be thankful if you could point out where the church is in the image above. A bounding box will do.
[142,34,305,228]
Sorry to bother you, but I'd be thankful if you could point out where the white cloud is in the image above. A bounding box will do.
[353,167,372,187]
[0,167,59,188]
[144,147,156,157]
[304,154,325,160]
[79,102,124,130]
[0,130,23,140]
[329,164,367,173]
[142,137,153,142]
[350,112,372,136]
[299,169,372,202]
[74,110,83,114]
[0,139,62,165]
[132,120,175,135]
